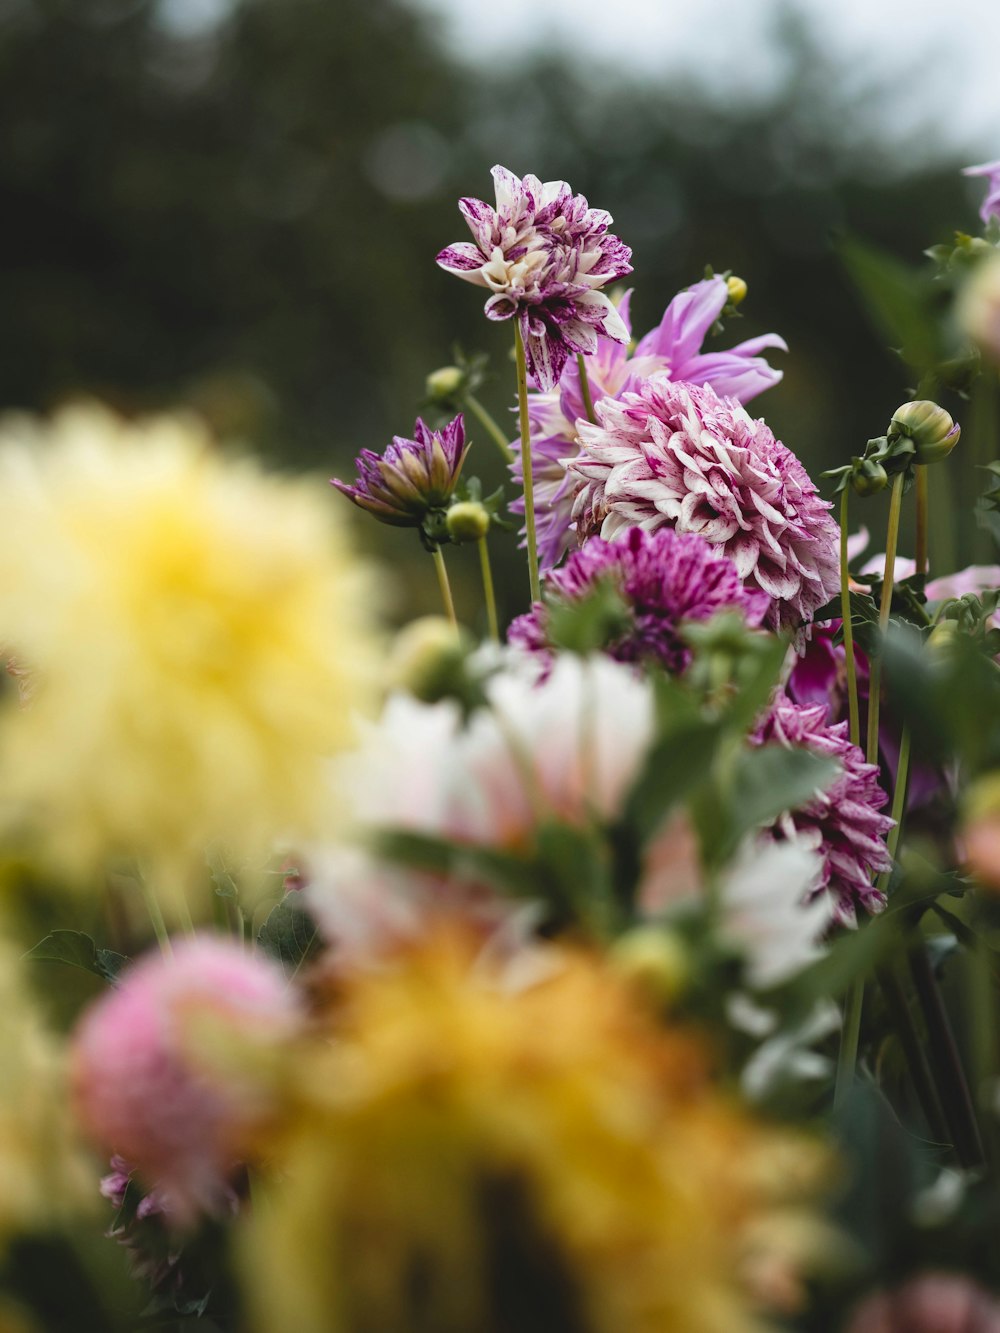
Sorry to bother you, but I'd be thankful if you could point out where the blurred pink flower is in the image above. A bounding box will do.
[569,379,840,632]
[963,160,1000,225]
[847,1273,1000,1333]
[72,936,302,1226]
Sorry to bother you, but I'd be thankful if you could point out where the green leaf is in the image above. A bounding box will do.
[838,234,940,375]
[623,718,722,843]
[23,930,126,983]
[256,895,321,978]
[722,745,840,857]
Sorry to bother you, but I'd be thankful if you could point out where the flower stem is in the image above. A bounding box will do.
[465,393,515,464]
[577,353,597,424]
[840,488,861,751]
[877,962,950,1146]
[969,899,997,1160]
[866,471,905,767]
[915,465,929,577]
[478,535,500,644]
[140,877,173,958]
[431,545,458,628]
[834,980,864,1112]
[514,323,541,604]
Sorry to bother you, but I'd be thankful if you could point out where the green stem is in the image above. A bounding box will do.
[840,488,861,751]
[465,393,515,464]
[908,945,985,1168]
[877,962,950,1145]
[478,535,500,644]
[970,899,998,1160]
[431,545,458,628]
[834,980,864,1112]
[577,353,597,424]
[915,466,928,577]
[866,472,905,767]
[514,323,541,604]
[140,877,172,957]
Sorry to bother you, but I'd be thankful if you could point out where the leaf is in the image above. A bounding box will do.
[723,745,839,854]
[838,234,940,375]
[623,718,722,843]
[24,930,126,984]
[256,895,321,978]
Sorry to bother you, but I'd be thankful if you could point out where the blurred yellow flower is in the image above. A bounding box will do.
[240,933,827,1333]
[0,933,93,1252]
[0,406,377,902]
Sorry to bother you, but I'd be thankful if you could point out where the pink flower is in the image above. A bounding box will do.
[509,526,768,671]
[436,166,632,390]
[569,379,840,632]
[71,937,302,1226]
[510,282,787,570]
[963,160,1000,225]
[847,1273,1000,1333]
[753,697,893,925]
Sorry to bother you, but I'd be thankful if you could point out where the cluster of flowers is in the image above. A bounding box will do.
[3,160,1000,1333]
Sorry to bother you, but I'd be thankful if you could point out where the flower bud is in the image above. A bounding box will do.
[851,457,889,497]
[425,365,465,402]
[610,926,690,1005]
[957,250,1000,365]
[386,616,470,702]
[888,400,960,465]
[726,275,748,306]
[446,500,491,543]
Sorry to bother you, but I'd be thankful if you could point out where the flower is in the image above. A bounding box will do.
[436,165,632,390]
[752,697,894,925]
[511,282,787,570]
[0,406,376,894]
[71,936,303,1226]
[509,527,768,671]
[846,1273,1000,1333]
[331,415,467,529]
[569,379,841,632]
[888,400,961,466]
[957,250,1000,363]
[963,159,1000,225]
[239,932,827,1333]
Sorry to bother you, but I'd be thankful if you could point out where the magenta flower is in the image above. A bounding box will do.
[569,379,840,632]
[963,160,1000,225]
[71,936,303,1226]
[509,526,768,670]
[510,282,787,570]
[753,696,893,925]
[436,165,632,390]
[331,415,467,528]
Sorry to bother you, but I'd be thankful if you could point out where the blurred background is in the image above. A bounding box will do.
[2,0,996,625]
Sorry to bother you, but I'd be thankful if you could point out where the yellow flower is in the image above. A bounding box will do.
[0,932,93,1251]
[0,406,377,902]
[240,933,827,1333]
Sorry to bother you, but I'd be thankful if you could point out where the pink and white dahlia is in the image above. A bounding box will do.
[71,937,302,1226]
[509,526,768,671]
[511,282,787,570]
[436,165,632,390]
[753,697,893,925]
[569,379,840,632]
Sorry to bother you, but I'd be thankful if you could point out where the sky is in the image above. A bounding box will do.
[405,0,1000,161]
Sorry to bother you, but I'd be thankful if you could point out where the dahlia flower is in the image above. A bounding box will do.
[240,933,827,1333]
[436,165,632,390]
[753,697,893,924]
[71,935,303,1226]
[331,414,467,528]
[509,526,768,671]
[511,282,787,570]
[0,406,376,894]
[963,159,1000,224]
[570,379,840,632]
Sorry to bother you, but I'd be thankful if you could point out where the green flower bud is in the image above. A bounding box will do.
[446,500,491,543]
[888,400,961,465]
[425,366,465,402]
[851,457,889,497]
[387,616,471,702]
[725,275,747,306]
[610,926,690,1005]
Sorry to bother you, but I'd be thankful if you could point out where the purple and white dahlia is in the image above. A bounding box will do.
[753,697,894,925]
[510,281,787,570]
[332,415,467,528]
[509,526,768,671]
[569,379,840,632]
[436,165,632,391]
